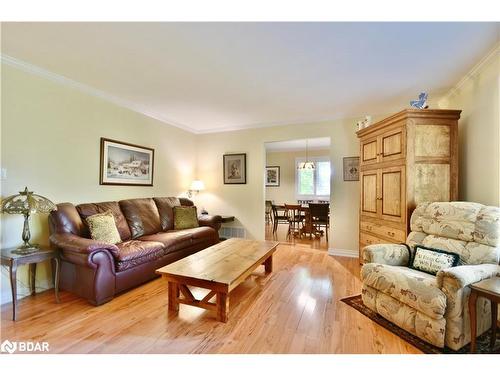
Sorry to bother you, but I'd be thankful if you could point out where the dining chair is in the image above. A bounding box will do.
[284,204,303,238]
[308,203,330,241]
[265,200,273,224]
[271,204,288,234]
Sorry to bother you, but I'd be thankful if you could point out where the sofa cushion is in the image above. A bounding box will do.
[76,201,132,241]
[119,198,162,238]
[153,197,181,231]
[139,227,217,253]
[86,212,122,245]
[361,263,447,320]
[115,240,165,272]
[174,206,199,230]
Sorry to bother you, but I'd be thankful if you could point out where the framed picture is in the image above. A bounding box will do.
[343,156,360,181]
[223,153,247,184]
[100,138,154,186]
[265,166,280,187]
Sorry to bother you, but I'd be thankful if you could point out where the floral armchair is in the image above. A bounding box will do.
[361,202,500,350]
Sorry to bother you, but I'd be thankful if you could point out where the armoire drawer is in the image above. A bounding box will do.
[360,221,406,242]
[359,232,388,247]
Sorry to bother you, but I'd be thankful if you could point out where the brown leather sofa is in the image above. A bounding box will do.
[48,197,221,305]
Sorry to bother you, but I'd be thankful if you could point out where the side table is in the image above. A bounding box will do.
[1,247,60,321]
[220,215,235,223]
[468,276,500,353]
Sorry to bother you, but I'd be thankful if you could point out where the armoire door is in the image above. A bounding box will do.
[380,126,406,163]
[380,166,406,223]
[360,136,379,166]
[360,170,378,219]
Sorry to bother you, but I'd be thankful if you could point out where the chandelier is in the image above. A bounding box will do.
[297,139,315,170]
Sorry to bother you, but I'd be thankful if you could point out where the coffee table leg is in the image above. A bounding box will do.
[264,255,273,273]
[491,301,498,349]
[469,290,478,353]
[168,282,179,312]
[216,292,229,322]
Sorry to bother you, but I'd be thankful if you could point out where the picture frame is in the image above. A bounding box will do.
[265,166,280,187]
[223,153,247,184]
[100,138,155,186]
[343,156,360,181]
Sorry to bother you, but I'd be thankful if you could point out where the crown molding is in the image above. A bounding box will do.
[441,42,500,100]
[0,54,199,134]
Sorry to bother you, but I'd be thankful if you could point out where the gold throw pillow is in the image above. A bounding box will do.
[86,211,122,244]
[174,206,199,230]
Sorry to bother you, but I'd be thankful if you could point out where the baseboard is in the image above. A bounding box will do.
[328,248,359,258]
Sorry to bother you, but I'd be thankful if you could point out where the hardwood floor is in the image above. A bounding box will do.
[0,242,421,354]
[265,221,330,250]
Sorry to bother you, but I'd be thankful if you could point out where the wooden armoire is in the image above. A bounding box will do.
[356,109,461,261]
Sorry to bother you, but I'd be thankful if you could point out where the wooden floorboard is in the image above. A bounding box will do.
[0,240,421,354]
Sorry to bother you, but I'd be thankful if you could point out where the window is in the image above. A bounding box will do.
[296,157,331,200]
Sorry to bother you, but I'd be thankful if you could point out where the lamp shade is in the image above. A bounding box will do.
[189,180,205,191]
[297,161,316,170]
[0,187,57,253]
[1,187,56,214]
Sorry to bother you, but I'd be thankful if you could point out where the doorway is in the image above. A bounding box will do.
[264,137,331,249]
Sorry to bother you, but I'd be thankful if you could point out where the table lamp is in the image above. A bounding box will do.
[0,187,57,254]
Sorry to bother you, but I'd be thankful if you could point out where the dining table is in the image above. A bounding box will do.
[274,203,322,238]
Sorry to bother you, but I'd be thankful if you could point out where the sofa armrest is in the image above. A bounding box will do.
[50,233,119,256]
[198,214,222,231]
[436,264,500,289]
[362,243,410,266]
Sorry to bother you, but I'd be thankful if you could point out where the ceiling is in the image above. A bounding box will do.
[266,137,330,152]
[2,22,498,133]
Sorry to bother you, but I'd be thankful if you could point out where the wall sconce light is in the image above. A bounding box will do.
[187,180,205,198]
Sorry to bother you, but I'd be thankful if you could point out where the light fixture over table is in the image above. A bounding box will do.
[0,187,57,254]
[297,139,316,170]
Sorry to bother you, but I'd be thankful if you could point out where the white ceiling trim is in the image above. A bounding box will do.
[0,54,199,134]
[1,53,365,135]
[441,42,500,100]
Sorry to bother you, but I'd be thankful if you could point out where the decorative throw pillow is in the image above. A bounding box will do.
[410,245,459,275]
[86,211,122,244]
[174,206,199,230]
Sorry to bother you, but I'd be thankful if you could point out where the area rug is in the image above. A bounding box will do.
[341,294,499,354]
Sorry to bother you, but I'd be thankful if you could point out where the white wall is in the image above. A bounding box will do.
[1,63,197,304]
[438,47,500,205]
[265,149,330,204]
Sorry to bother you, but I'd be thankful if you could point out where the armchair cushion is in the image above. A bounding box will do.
[362,243,410,266]
[361,263,447,319]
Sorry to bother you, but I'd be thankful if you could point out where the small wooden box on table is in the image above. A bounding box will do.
[156,238,278,322]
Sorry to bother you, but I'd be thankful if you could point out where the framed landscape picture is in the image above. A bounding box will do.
[343,156,359,181]
[100,138,154,186]
[265,166,280,187]
[223,153,246,184]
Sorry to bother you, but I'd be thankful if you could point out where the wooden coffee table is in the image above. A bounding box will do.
[156,238,279,322]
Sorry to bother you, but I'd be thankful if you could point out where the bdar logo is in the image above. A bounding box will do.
[1,340,17,354]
